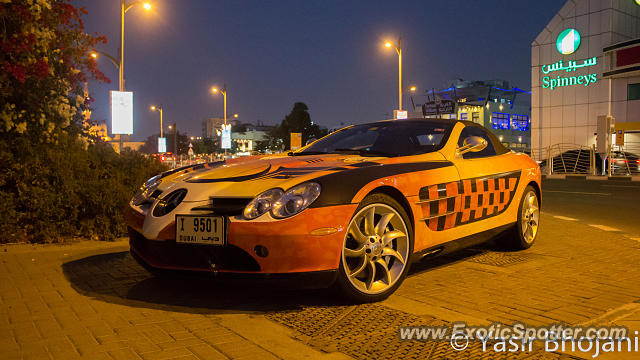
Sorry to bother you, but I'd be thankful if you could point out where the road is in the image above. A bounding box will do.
[541,178,640,238]
[1,178,640,360]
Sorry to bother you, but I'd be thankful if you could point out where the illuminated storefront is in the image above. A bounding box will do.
[531,0,640,151]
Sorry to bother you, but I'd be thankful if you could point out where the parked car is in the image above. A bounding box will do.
[606,151,640,175]
[125,119,541,302]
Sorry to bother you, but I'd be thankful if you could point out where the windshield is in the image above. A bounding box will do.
[296,120,454,157]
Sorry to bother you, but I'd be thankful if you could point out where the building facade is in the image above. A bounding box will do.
[201,117,240,139]
[419,80,532,151]
[531,0,640,152]
[232,124,270,153]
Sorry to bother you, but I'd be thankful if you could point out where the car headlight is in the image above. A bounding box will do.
[271,182,321,219]
[131,176,161,206]
[243,188,284,220]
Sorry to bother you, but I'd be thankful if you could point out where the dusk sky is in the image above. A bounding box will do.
[78,0,566,141]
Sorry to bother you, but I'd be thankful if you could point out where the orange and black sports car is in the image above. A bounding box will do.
[126,118,541,302]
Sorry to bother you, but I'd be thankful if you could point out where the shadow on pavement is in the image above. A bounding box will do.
[61,251,349,314]
[408,240,500,275]
[62,240,504,314]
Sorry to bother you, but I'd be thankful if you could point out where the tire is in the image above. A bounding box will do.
[497,185,540,250]
[333,193,413,303]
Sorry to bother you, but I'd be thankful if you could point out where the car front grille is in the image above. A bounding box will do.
[190,197,252,216]
[129,227,261,272]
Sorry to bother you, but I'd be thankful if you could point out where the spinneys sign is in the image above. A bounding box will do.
[541,29,598,90]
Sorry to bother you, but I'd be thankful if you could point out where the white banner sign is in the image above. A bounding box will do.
[221,124,232,149]
[158,137,166,153]
[111,91,133,134]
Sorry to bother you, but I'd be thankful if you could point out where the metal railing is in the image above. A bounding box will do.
[529,141,640,176]
[529,144,596,175]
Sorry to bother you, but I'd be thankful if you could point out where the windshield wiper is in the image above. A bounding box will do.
[332,148,397,157]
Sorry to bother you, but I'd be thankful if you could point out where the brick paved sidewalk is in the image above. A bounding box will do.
[2,212,640,359]
[0,241,352,360]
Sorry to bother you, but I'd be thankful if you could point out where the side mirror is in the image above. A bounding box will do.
[457,136,488,156]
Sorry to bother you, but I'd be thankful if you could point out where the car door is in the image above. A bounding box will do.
[451,125,522,235]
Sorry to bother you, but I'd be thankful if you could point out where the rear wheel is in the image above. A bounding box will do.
[334,194,413,302]
[497,185,539,250]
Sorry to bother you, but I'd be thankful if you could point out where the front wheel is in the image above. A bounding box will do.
[334,194,413,302]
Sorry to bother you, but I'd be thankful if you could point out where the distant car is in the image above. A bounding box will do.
[606,151,640,175]
[125,119,541,302]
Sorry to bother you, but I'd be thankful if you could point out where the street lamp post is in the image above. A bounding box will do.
[385,37,403,112]
[92,1,150,91]
[119,0,151,91]
[150,105,163,138]
[211,85,228,158]
[168,124,177,156]
[91,1,150,152]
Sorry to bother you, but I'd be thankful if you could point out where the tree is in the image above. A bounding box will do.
[139,134,159,154]
[139,132,189,155]
[265,102,327,151]
[193,138,219,154]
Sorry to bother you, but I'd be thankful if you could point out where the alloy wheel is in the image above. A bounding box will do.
[342,204,409,295]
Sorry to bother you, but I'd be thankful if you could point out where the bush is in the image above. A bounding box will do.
[0,134,167,243]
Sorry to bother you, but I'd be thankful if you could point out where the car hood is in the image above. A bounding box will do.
[154,154,379,201]
[153,151,450,203]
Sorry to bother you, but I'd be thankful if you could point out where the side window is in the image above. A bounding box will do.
[457,126,497,159]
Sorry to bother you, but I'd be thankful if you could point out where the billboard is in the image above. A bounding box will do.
[290,132,302,150]
[158,137,166,153]
[422,100,455,116]
[111,91,133,134]
[221,124,231,149]
[394,110,408,119]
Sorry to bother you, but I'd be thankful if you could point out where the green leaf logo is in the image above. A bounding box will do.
[556,29,581,55]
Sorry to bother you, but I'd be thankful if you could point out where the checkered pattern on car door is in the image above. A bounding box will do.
[417,170,521,231]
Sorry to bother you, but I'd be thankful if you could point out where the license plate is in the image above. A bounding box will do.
[175,215,225,245]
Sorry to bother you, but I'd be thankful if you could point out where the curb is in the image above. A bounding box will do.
[542,174,640,182]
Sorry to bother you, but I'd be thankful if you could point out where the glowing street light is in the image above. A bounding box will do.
[233,114,238,118]
[91,1,151,91]
[410,86,416,93]
[211,85,229,157]
[150,104,163,137]
[210,85,228,126]
[384,37,403,112]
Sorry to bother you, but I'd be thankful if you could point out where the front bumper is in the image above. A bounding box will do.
[125,203,357,275]
[129,244,338,289]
